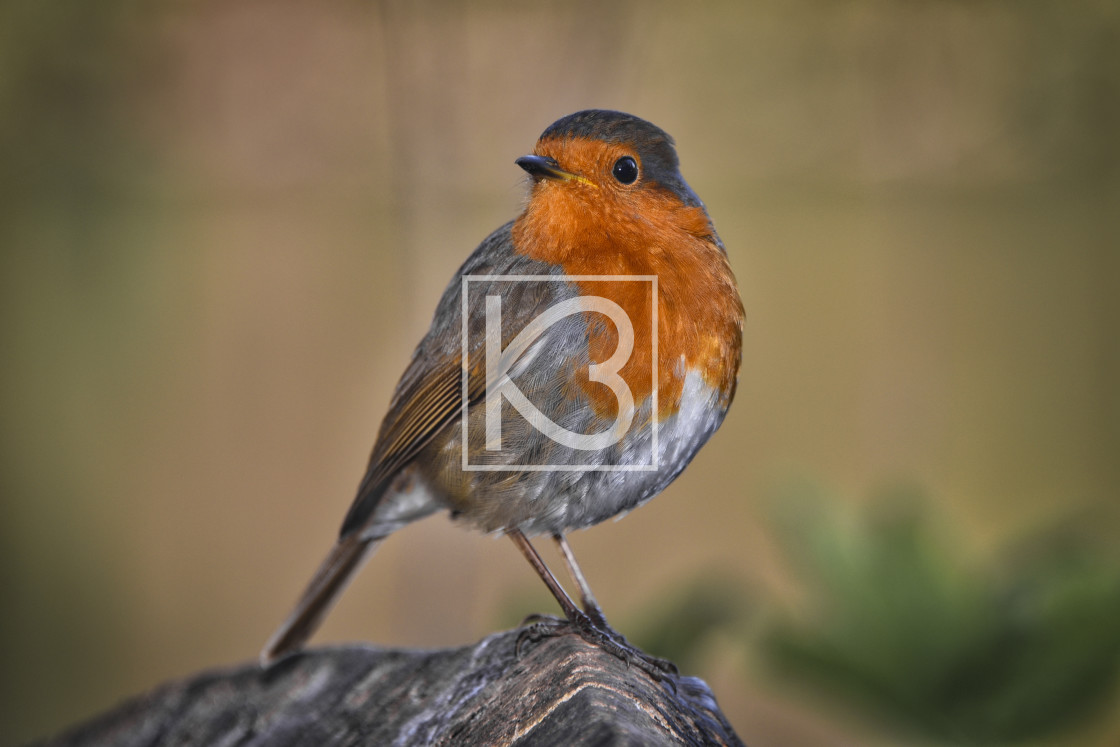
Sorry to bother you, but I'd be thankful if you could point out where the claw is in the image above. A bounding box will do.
[514,626,535,659]
[519,612,563,627]
[516,610,678,684]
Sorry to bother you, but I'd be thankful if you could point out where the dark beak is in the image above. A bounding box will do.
[516,154,581,182]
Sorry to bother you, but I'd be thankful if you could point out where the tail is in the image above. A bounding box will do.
[260,532,382,667]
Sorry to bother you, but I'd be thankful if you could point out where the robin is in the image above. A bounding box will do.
[261,110,744,679]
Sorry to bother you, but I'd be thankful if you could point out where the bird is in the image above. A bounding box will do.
[261,110,744,679]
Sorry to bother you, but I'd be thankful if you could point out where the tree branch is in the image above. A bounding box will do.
[38,629,745,746]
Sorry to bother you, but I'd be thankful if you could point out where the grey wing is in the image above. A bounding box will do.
[339,223,584,536]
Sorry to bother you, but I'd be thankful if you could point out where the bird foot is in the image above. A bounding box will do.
[516,611,678,683]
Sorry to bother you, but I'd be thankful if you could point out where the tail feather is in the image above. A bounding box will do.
[260,533,381,667]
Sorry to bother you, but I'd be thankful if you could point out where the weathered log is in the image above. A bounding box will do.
[36,628,744,746]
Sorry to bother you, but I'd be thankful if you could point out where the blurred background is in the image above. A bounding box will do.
[2,1,1117,744]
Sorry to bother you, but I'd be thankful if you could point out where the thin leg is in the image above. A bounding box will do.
[552,533,607,626]
[508,529,679,682]
[508,529,583,620]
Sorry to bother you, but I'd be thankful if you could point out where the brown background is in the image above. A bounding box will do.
[1,1,1117,744]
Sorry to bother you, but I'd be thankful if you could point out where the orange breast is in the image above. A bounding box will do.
[511,169,743,421]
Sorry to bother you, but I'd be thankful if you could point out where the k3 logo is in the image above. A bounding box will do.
[461,275,658,472]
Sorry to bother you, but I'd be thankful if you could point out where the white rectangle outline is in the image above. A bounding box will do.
[461,274,658,472]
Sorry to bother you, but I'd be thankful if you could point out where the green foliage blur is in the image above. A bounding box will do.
[634,573,754,675]
[765,485,1120,744]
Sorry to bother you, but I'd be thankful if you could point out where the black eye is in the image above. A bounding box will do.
[612,156,639,185]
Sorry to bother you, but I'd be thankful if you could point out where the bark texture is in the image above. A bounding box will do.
[38,629,744,746]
